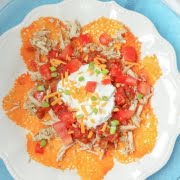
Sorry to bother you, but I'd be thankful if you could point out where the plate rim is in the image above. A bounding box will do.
[0,0,180,180]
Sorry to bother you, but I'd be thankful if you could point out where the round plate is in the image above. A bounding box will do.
[0,0,180,179]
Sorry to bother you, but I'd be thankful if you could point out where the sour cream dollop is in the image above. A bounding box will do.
[57,64,116,128]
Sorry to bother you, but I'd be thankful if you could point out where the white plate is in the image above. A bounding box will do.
[0,0,180,179]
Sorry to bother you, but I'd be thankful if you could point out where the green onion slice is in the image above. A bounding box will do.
[88,62,95,70]
[102,96,108,101]
[137,93,144,99]
[51,72,58,77]
[101,69,109,75]
[37,85,45,92]
[111,120,119,126]
[50,66,57,72]
[110,126,117,134]
[40,139,47,147]
[41,102,50,108]
[91,96,97,101]
[78,76,85,81]
[93,108,98,114]
[64,90,71,95]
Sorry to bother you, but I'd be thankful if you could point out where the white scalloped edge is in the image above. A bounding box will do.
[0,0,180,180]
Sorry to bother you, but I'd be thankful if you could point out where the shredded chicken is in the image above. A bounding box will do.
[30,30,53,55]
[127,131,135,153]
[129,99,138,111]
[64,20,81,39]
[101,49,121,59]
[120,125,137,132]
[33,127,55,141]
[48,109,59,122]
[56,142,75,161]
[27,89,41,107]
[30,71,43,81]
[132,115,141,127]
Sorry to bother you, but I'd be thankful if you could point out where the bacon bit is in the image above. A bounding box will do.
[65,71,68,82]
[61,73,64,86]
[101,122,108,132]
[81,105,88,116]
[68,131,74,134]
[90,119,95,124]
[80,120,85,134]
[43,92,59,100]
[84,55,89,62]
[116,83,120,88]
[113,107,119,112]
[124,61,140,66]
[66,55,71,61]
[51,98,62,106]
[88,131,93,139]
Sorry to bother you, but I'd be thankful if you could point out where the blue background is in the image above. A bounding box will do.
[0,0,180,179]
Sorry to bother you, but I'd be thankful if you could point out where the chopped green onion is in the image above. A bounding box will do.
[102,96,108,101]
[110,126,117,134]
[101,69,109,75]
[41,102,50,108]
[137,93,144,99]
[50,66,57,72]
[64,90,71,95]
[40,139,47,147]
[51,72,58,77]
[76,114,83,119]
[111,120,119,126]
[88,62,95,70]
[95,69,101,75]
[37,85,45,92]
[91,96,97,101]
[93,108,98,114]
[78,76,85,81]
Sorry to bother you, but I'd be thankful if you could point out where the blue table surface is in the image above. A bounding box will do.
[0,0,180,179]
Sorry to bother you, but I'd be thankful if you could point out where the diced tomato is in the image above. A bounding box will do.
[48,50,59,59]
[58,111,75,128]
[116,109,134,122]
[53,121,73,145]
[115,87,126,105]
[35,142,44,154]
[106,132,119,143]
[79,33,91,46]
[85,81,97,93]
[99,33,112,46]
[33,91,45,102]
[64,58,82,73]
[72,127,82,139]
[36,107,50,119]
[99,139,108,149]
[59,44,73,60]
[121,46,137,62]
[39,63,52,80]
[124,85,135,100]
[109,63,122,77]
[115,74,137,86]
[137,81,151,96]
[102,79,111,85]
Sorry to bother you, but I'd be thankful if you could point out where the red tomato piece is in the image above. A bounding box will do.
[53,121,73,145]
[137,81,151,96]
[102,79,111,85]
[115,87,126,105]
[35,142,44,154]
[99,33,112,46]
[48,50,59,59]
[58,111,75,128]
[59,44,73,60]
[116,109,134,122]
[39,63,52,80]
[115,74,137,86]
[64,59,82,73]
[85,81,97,93]
[109,64,122,77]
[33,91,45,102]
[36,107,50,119]
[72,127,82,139]
[79,33,91,46]
[121,46,137,62]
